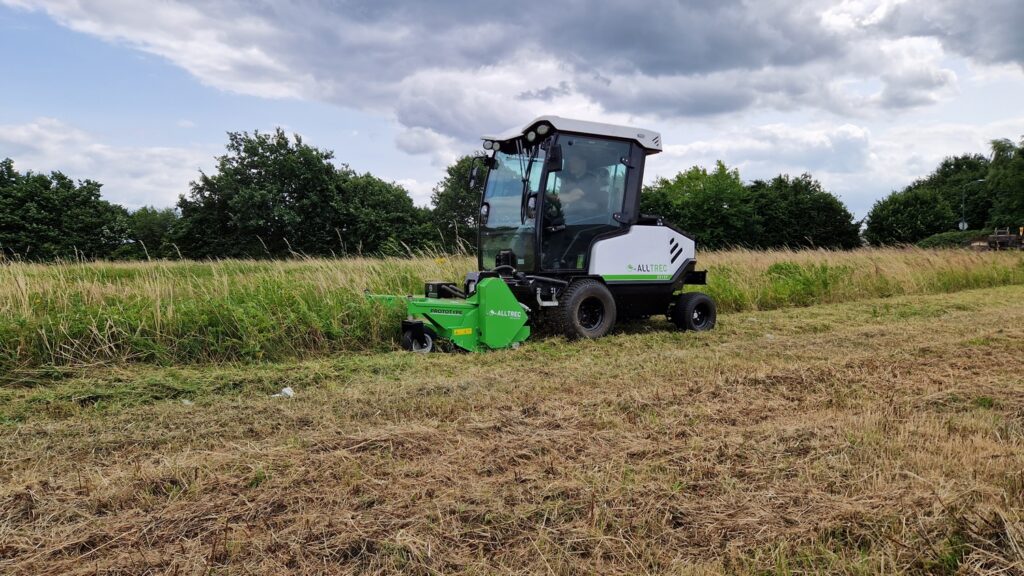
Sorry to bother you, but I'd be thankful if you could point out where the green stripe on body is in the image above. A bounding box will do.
[602,274,673,281]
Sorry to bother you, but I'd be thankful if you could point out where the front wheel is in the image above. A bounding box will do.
[555,279,617,339]
[671,292,717,331]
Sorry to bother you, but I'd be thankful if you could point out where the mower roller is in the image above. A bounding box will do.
[369,115,717,352]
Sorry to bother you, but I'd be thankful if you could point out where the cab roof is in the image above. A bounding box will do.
[481,115,662,154]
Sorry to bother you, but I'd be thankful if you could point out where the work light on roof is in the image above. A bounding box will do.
[536,124,549,136]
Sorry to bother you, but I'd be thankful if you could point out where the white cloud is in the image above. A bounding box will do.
[395,178,433,207]
[5,0,311,99]
[658,123,872,175]
[394,127,461,168]
[0,117,213,209]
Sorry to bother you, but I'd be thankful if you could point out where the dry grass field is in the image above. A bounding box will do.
[2,263,1023,573]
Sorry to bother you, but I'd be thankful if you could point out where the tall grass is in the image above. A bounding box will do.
[701,248,1024,311]
[1,248,1022,369]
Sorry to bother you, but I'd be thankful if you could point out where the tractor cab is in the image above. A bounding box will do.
[477,116,662,275]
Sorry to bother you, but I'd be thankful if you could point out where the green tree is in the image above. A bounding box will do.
[430,155,487,251]
[864,186,955,245]
[0,158,129,260]
[174,129,429,258]
[747,174,861,249]
[337,171,430,255]
[864,148,1018,245]
[124,206,179,259]
[987,138,1024,228]
[922,154,990,230]
[174,129,342,258]
[641,161,757,249]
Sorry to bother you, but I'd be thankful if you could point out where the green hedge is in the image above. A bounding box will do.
[916,230,988,249]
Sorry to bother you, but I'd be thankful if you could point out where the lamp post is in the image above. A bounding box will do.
[960,178,985,231]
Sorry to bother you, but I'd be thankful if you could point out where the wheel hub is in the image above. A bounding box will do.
[411,333,433,353]
[578,297,605,330]
[692,305,707,328]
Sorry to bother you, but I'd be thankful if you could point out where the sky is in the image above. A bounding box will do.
[1,0,1022,218]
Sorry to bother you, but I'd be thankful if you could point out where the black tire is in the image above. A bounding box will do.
[671,292,716,331]
[555,279,617,339]
[401,326,436,353]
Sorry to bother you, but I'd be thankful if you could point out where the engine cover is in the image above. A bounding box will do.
[589,225,695,283]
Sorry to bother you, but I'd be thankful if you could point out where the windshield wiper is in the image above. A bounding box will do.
[519,142,539,224]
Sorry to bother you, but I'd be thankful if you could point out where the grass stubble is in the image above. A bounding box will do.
[0,270,1023,573]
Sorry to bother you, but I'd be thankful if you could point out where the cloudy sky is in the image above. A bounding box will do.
[1,0,1022,217]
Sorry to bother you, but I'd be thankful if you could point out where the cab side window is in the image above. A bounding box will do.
[541,137,631,270]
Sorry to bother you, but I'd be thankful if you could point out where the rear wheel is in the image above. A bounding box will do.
[671,292,716,331]
[555,279,617,339]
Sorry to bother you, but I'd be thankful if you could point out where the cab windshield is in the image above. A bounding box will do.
[478,143,546,270]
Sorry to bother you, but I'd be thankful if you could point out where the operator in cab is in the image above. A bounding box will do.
[555,153,610,223]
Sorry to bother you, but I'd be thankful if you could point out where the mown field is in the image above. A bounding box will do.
[2,250,1024,574]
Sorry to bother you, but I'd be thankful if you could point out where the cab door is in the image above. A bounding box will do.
[538,135,633,271]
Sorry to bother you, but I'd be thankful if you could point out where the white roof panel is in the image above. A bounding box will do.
[482,115,662,154]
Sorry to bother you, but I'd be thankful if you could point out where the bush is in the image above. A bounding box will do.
[916,230,988,249]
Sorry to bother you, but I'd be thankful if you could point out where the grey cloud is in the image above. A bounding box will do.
[576,65,860,120]
[393,78,521,142]
[578,73,757,117]
[517,81,573,102]
[544,0,842,76]
[878,66,957,109]
[884,0,1024,68]
[289,1,840,76]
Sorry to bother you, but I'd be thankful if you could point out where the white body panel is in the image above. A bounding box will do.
[588,225,694,282]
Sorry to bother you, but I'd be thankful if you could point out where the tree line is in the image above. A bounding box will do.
[640,161,861,249]
[2,129,1022,260]
[863,138,1024,245]
[1,130,468,260]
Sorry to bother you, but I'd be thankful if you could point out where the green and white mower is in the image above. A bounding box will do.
[371,116,716,353]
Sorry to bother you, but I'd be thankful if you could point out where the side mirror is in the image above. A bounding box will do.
[526,195,537,219]
[469,165,479,189]
[547,144,563,172]
[480,202,490,223]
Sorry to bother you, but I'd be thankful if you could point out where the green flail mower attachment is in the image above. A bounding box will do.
[368,277,530,353]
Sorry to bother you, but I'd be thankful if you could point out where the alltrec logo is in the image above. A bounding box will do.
[487,309,522,319]
[628,263,668,273]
